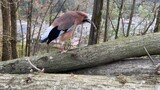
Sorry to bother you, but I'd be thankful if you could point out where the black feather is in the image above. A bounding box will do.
[47,26,60,44]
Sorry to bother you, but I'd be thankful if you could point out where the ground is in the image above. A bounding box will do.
[0,74,159,90]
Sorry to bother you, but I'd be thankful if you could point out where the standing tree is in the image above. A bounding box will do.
[154,5,160,32]
[126,0,136,37]
[9,0,18,59]
[1,0,11,60]
[104,0,110,42]
[25,0,33,56]
[88,0,103,45]
[115,0,124,39]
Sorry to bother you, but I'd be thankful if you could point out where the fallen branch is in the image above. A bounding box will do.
[144,46,155,64]
[26,58,44,72]
[143,46,160,74]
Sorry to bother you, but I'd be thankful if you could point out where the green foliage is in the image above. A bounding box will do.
[138,5,150,17]
[111,8,119,19]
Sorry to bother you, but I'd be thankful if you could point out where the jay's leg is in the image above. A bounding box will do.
[59,41,67,53]
[60,29,75,53]
[47,44,50,53]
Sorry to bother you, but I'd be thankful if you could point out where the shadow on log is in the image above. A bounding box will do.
[0,33,160,74]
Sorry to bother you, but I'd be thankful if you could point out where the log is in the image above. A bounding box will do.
[0,74,159,90]
[1,33,160,74]
[71,58,160,75]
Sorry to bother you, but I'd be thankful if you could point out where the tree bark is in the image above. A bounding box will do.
[104,0,110,42]
[88,0,103,45]
[9,0,18,59]
[115,0,124,39]
[0,74,159,90]
[0,33,160,73]
[154,5,160,32]
[1,0,11,61]
[126,0,136,37]
[25,0,33,56]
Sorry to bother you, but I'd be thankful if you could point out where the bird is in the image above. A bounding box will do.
[40,11,96,53]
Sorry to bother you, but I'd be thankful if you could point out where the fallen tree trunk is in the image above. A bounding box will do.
[0,74,159,90]
[0,33,160,74]
[72,58,160,75]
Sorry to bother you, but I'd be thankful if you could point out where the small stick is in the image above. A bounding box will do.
[27,58,44,72]
[144,47,160,74]
[143,46,155,65]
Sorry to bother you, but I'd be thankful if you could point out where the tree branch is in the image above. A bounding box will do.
[143,46,155,64]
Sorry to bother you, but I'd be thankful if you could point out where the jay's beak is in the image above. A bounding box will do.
[84,18,97,30]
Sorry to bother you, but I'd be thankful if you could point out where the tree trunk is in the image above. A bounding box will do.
[18,10,24,57]
[1,0,11,61]
[104,0,110,42]
[88,0,103,45]
[9,0,18,59]
[126,0,136,37]
[154,5,160,32]
[72,58,158,75]
[25,0,33,56]
[0,33,160,74]
[115,0,124,39]
[0,74,159,90]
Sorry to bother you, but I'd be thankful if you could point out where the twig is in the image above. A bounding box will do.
[132,14,149,35]
[26,58,44,72]
[144,47,160,74]
[142,6,158,35]
[52,0,67,22]
[143,47,154,65]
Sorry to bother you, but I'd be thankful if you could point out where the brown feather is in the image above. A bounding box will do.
[52,11,88,30]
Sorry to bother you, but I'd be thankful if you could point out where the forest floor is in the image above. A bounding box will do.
[0,71,159,90]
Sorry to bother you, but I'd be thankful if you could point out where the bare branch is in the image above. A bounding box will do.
[142,6,159,35]
[143,46,154,65]
[52,0,67,22]
[108,15,116,32]
[26,58,44,72]
[132,15,149,35]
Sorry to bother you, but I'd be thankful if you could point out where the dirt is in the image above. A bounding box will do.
[0,74,159,90]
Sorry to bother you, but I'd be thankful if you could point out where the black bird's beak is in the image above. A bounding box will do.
[84,19,97,30]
